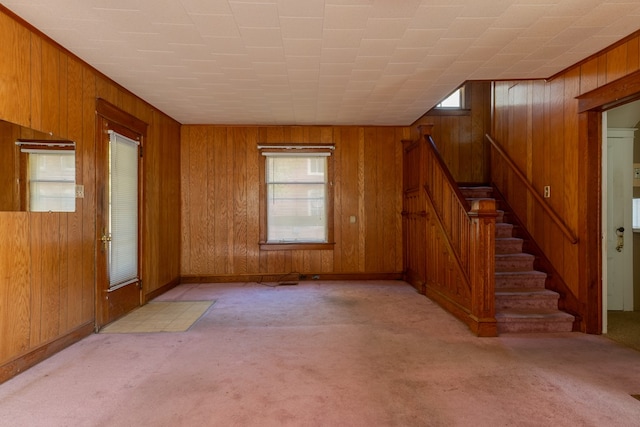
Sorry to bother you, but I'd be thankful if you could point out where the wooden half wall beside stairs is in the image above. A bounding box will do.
[402,126,498,337]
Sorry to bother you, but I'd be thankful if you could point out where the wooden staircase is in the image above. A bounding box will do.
[460,186,574,334]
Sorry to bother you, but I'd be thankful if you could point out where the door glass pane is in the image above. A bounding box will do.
[109,132,139,288]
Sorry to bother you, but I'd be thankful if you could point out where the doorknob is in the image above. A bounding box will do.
[615,227,624,252]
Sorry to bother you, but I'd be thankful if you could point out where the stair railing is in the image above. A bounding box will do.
[486,134,578,244]
[415,124,497,336]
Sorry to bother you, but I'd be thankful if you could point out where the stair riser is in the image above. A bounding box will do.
[495,275,546,289]
[496,256,534,272]
[460,188,493,199]
[496,224,513,238]
[495,296,559,311]
[495,239,523,254]
[497,320,573,334]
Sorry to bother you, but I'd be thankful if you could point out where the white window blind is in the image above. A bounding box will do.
[633,199,640,230]
[27,150,75,212]
[109,131,139,288]
[264,153,329,243]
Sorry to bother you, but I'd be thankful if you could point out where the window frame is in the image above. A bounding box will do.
[431,86,471,116]
[21,145,76,212]
[258,144,335,251]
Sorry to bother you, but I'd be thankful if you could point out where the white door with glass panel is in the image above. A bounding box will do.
[106,130,139,291]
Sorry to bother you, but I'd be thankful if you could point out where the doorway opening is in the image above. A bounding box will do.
[602,100,640,338]
[95,99,147,330]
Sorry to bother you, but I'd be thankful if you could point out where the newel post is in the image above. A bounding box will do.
[468,199,497,337]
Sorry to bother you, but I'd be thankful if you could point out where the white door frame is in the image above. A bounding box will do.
[602,112,608,333]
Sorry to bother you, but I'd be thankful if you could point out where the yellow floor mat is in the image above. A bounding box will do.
[100,301,214,333]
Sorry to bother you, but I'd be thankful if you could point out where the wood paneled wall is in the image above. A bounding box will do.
[181,126,407,279]
[413,81,492,183]
[491,30,640,331]
[0,8,181,379]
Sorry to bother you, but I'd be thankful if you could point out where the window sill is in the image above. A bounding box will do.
[259,242,335,251]
[427,108,471,116]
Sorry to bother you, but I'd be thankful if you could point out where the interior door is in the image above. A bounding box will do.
[605,128,634,312]
[95,103,145,329]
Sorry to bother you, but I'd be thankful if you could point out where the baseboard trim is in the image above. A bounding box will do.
[180,272,404,284]
[144,276,180,303]
[403,270,426,294]
[0,321,94,384]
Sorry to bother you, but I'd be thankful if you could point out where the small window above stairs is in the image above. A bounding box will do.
[460,186,575,334]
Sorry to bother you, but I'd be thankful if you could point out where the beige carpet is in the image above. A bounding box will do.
[100,301,214,333]
[2,282,640,426]
[607,310,640,352]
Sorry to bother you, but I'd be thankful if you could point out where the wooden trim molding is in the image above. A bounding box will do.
[143,277,181,303]
[259,242,335,251]
[577,69,640,113]
[258,144,335,249]
[180,272,404,284]
[96,98,148,135]
[0,322,94,384]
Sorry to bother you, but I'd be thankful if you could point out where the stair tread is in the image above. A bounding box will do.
[496,252,533,257]
[495,237,522,242]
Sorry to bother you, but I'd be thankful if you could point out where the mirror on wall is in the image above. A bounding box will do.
[0,119,76,212]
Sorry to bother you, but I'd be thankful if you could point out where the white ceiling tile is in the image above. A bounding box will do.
[323,4,371,30]
[190,14,240,37]
[179,0,234,14]
[410,5,464,30]
[364,18,411,39]
[238,27,283,47]
[285,56,321,70]
[321,48,359,63]
[358,39,398,56]
[282,39,322,56]
[491,4,549,29]
[229,2,280,28]
[444,17,498,39]
[322,29,364,48]
[280,17,324,39]
[4,0,640,125]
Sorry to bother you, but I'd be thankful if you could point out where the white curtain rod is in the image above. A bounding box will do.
[257,145,334,150]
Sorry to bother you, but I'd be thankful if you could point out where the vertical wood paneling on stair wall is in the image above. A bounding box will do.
[413,81,492,184]
[491,31,640,330]
[180,125,407,278]
[0,8,181,374]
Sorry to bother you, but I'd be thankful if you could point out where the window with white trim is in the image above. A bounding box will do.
[259,145,334,249]
[27,150,75,212]
[436,88,463,109]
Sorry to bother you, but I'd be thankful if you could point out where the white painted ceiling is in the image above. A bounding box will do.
[4,0,640,126]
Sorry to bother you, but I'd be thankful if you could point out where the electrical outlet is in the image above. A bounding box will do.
[543,186,550,198]
[75,184,85,198]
